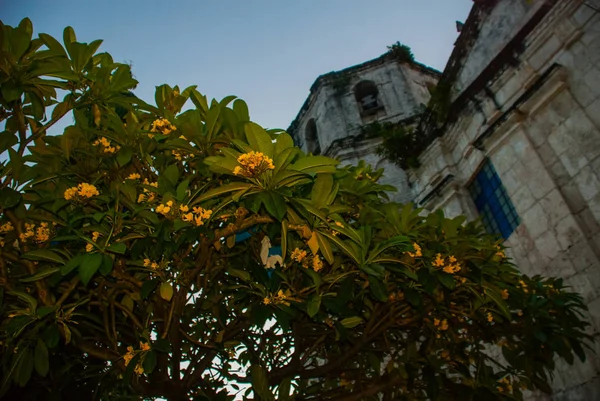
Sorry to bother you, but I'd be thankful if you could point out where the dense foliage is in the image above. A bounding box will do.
[0,19,592,401]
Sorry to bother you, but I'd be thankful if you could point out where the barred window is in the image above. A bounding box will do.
[469,160,520,239]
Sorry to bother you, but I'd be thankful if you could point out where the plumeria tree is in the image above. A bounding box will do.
[0,19,592,401]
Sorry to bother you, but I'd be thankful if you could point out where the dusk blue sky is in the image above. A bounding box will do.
[1,0,472,130]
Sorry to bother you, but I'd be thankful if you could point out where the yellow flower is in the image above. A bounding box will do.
[182,212,194,222]
[65,183,100,200]
[92,231,101,242]
[407,242,422,258]
[433,318,440,326]
[150,262,159,270]
[134,364,144,375]
[86,243,94,252]
[487,312,494,323]
[172,150,183,161]
[150,118,176,135]
[443,263,461,274]
[0,222,14,233]
[137,194,146,203]
[501,289,509,300]
[234,151,275,177]
[334,221,344,228]
[156,204,171,216]
[166,200,173,207]
[439,319,449,331]
[180,205,189,213]
[127,173,141,180]
[263,297,271,305]
[64,187,78,200]
[35,223,51,242]
[143,258,151,267]
[290,248,307,262]
[433,253,445,267]
[194,215,204,227]
[312,257,323,272]
[123,353,134,366]
[448,255,457,263]
[140,342,150,351]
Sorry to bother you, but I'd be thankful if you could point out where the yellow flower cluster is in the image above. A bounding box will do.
[263,290,292,306]
[19,222,51,243]
[312,257,323,272]
[406,242,422,258]
[433,318,449,331]
[181,205,213,227]
[156,200,174,216]
[64,183,100,201]
[143,258,160,270]
[93,137,121,154]
[497,376,513,393]
[0,222,14,247]
[172,150,194,161]
[432,253,461,274]
[150,118,176,136]
[518,279,528,294]
[86,231,101,252]
[0,222,14,233]
[290,248,307,263]
[233,151,275,177]
[495,245,506,259]
[137,179,158,203]
[126,173,141,180]
[122,342,151,375]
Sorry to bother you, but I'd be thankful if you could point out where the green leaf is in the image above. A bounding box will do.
[15,348,34,387]
[192,182,253,205]
[152,339,170,353]
[22,249,65,264]
[320,231,361,264]
[99,254,113,275]
[227,268,252,282]
[484,286,511,320]
[163,164,180,186]
[262,192,286,221]
[438,273,456,290]
[140,279,159,299]
[20,267,60,283]
[281,220,288,262]
[250,365,274,401]
[176,179,190,201]
[341,316,363,328]
[0,187,22,209]
[78,253,103,286]
[233,99,250,121]
[311,174,334,207]
[34,339,49,377]
[245,122,274,157]
[315,232,334,265]
[107,243,126,254]
[291,155,339,174]
[63,26,77,57]
[117,147,133,167]
[368,276,388,302]
[307,294,321,317]
[61,254,84,275]
[142,350,157,374]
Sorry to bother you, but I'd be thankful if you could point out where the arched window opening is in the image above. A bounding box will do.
[305,119,321,155]
[354,80,383,116]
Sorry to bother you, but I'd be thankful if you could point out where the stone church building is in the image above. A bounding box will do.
[288,0,600,399]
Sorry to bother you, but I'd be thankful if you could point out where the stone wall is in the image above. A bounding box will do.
[288,59,439,204]
[411,1,600,399]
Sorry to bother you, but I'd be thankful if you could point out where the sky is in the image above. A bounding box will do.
[1,0,473,131]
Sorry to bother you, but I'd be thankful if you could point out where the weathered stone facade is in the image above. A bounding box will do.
[289,0,600,399]
[288,55,440,204]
